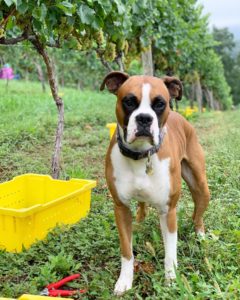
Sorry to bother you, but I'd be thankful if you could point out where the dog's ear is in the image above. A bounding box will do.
[162,76,183,100]
[100,71,129,94]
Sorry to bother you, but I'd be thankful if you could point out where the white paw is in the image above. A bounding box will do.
[165,267,176,279]
[114,275,133,296]
[164,269,176,286]
[197,230,206,240]
[165,257,177,285]
[114,256,134,296]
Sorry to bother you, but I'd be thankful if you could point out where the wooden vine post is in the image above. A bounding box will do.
[31,36,64,179]
[141,45,154,76]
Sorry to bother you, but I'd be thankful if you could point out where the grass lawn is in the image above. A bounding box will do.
[0,80,239,299]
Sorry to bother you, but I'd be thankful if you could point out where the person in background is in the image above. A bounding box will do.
[0,63,14,80]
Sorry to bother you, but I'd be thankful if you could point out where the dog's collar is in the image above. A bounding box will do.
[116,126,165,160]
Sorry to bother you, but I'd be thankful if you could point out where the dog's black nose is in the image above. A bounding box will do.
[136,113,153,126]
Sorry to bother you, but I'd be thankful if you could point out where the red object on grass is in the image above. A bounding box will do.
[40,274,87,297]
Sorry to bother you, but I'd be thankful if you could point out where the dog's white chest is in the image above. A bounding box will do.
[111,144,171,212]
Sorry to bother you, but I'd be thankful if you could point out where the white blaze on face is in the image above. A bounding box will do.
[126,83,160,145]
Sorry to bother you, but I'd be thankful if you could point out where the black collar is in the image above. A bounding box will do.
[116,126,165,160]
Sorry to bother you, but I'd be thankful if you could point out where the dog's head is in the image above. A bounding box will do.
[100,72,182,148]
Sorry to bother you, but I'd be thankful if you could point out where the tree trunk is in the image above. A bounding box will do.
[115,51,125,72]
[214,99,221,110]
[25,70,29,81]
[60,76,64,87]
[96,49,112,72]
[202,88,209,109]
[77,79,82,90]
[35,62,46,92]
[195,78,203,112]
[189,83,195,108]
[31,37,64,179]
[141,45,153,76]
[52,57,59,88]
[209,90,215,110]
[204,88,214,110]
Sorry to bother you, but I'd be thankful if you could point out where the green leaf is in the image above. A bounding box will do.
[6,15,14,30]
[32,7,40,20]
[4,0,13,6]
[91,16,103,30]
[60,1,73,9]
[17,2,28,14]
[32,17,42,31]
[31,3,47,22]
[56,1,75,16]
[66,16,75,26]
[99,0,112,15]
[114,0,125,15]
[77,4,95,25]
[40,3,47,21]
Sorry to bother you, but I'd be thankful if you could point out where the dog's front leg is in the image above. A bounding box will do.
[160,208,178,283]
[114,202,133,296]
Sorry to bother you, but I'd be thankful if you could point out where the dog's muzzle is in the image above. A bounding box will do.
[135,113,153,139]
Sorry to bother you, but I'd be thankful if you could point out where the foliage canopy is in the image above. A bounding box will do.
[0,0,233,108]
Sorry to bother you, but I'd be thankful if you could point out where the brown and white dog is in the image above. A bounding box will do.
[100,72,210,296]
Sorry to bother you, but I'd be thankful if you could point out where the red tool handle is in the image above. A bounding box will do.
[49,290,76,297]
[49,289,87,297]
[47,274,80,289]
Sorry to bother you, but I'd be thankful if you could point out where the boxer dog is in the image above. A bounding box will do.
[100,72,210,296]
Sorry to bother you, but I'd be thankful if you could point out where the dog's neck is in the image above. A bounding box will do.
[116,125,165,160]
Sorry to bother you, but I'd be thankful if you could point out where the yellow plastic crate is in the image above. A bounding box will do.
[106,123,117,139]
[19,295,72,300]
[0,174,96,252]
[0,295,72,300]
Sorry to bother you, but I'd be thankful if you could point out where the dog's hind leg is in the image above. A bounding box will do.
[136,202,148,222]
[181,141,210,235]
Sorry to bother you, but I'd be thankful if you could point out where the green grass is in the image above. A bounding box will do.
[0,80,239,299]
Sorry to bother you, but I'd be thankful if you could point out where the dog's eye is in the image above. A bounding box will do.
[122,95,138,111]
[152,97,166,113]
[154,101,165,109]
